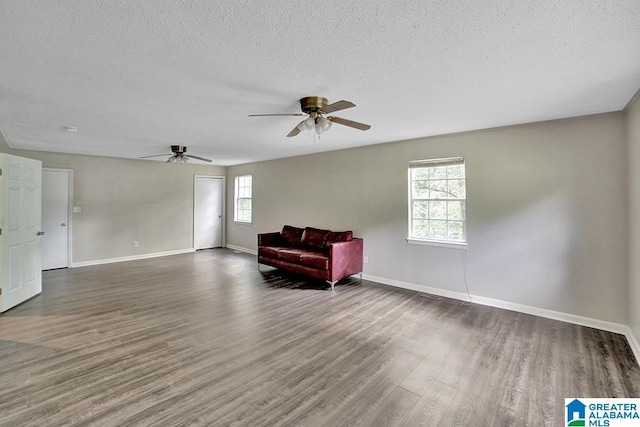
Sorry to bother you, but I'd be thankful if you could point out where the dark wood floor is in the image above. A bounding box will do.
[0,249,638,426]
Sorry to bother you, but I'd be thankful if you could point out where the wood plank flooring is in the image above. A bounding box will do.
[0,249,638,426]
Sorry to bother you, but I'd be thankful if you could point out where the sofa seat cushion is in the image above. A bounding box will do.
[278,248,309,263]
[299,253,329,270]
[258,246,283,258]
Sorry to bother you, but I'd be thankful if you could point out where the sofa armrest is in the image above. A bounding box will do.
[258,232,283,247]
[328,238,364,282]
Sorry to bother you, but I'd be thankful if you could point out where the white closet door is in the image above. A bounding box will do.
[194,176,223,250]
[42,169,71,270]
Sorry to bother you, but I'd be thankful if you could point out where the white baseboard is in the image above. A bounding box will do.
[362,273,639,366]
[362,273,472,302]
[470,294,630,335]
[624,326,640,366]
[226,244,257,255]
[71,248,195,268]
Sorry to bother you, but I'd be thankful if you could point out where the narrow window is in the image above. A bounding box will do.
[408,158,466,244]
[234,175,252,223]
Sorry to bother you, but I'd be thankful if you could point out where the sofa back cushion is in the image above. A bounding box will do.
[301,227,330,250]
[325,230,353,245]
[281,225,304,246]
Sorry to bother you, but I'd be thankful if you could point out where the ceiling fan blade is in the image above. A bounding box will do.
[249,113,305,117]
[185,154,213,163]
[140,153,171,158]
[286,122,303,137]
[328,116,371,131]
[322,100,356,114]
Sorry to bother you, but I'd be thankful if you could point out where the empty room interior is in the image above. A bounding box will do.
[1,1,639,425]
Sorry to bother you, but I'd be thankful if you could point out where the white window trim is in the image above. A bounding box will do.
[234,175,252,224]
[407,157,466,244]
[406,238,467,249]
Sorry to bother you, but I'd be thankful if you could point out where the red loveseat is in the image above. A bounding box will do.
[258,225,364,291]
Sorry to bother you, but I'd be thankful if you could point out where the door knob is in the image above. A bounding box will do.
[61,223,67,227]
[37,231,45,236]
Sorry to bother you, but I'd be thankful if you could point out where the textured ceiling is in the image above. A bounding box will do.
[0,1,639,166]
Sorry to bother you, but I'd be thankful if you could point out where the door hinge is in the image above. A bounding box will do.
[0,168,2,176]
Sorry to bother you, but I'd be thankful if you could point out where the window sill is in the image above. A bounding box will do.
[234,220,252,225]
[406,238,467,249]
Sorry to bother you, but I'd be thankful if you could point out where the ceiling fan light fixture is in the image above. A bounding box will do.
[317,116,332,131]
[304,117,315,130]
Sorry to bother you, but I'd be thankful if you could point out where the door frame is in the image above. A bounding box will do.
[42,168,73,268]
[193,175,225,249]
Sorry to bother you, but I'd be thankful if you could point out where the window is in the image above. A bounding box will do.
[408,158,466,244]
[234,175,252,223]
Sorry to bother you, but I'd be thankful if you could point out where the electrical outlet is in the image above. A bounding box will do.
[133,241,139,248]
[73,206,81,213]
[363,256,369,264]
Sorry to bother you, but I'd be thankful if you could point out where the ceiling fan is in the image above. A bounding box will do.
[249,96,371,137]
[140,145,212,163]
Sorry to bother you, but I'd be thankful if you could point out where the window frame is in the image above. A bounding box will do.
[407,158,467,247]
[234,175,252,224]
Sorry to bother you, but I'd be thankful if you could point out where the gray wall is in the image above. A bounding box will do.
[227,113,629,324]
[628,92,640,345]
[0,133,226,263]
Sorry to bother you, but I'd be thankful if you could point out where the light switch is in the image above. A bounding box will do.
[73,206,81,213]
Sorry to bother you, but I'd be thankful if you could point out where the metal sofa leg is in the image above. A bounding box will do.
[327,280,337,292]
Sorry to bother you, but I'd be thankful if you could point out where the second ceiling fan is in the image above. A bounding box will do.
[249,96,371,137]
[140,145,212,163]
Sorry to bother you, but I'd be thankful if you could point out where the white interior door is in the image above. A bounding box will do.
[42,169,71,270]
[194,176,223,250]
[0,154,43,312]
